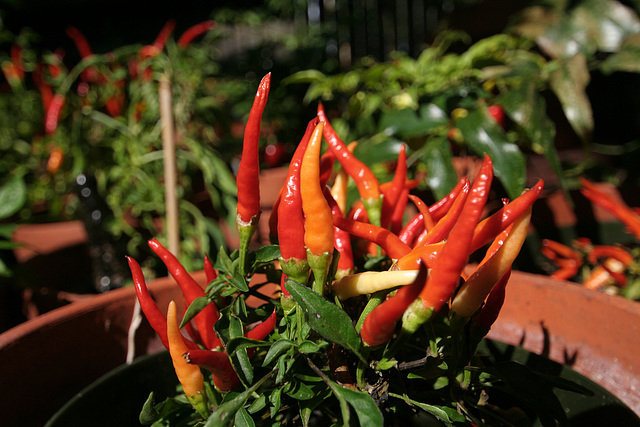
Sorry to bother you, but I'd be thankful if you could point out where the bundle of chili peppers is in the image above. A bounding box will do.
[127,75,573,427]
[540,178,640,299]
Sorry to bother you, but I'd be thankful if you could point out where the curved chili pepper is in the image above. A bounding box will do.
[381,144,407,229]
[301,121,334,295]
[237,73,271,273]
[404,155,493,332]
[470,179,544,252]
[148,238,221,350]
[8,44,24,82]
[245,308,277,341]
[394,241,444,271]
[360,262,428,347]
[167,300,209,418]
[32,64,54,113]
[185,349,240,392]
[319,149,336,189]
[429,178,468,223]
[398,212,425,246]
[65,26,101,83]
[317,103,382,226]
[541,239,583,280]
[472,267,511,331]
[333,216,411,260]
[389,188,410,235]
[587,245,633,267]
[450,206,531,319]
[204,255,218,283]
[177,20,216,48]
[581,178,640,240]
[415,179,470,247]
[44,94,66,136]
[407,194,435,233]
[330,167,349,216]
[325,188,355,278]
[333,270,419,301]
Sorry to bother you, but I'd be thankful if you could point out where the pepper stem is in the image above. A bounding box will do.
[362,195,383,228]
[237,214,259,275]
[307,250,332,297]
[187,391,210,419]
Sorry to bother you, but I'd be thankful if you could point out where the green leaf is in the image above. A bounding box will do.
[215,313,254,386]
[332,383,384,427]
[139,392,160,425]
[549,54,593,145]
[418,136,458,200]
[0,223,17,240]
[298,340,321,354]
[284,379,315,401]
[180,296,212,328]
[254,245,281,263]
[600,33,640,74]
[226,337,270,356]
[234,407,256,427]
[388,393,465,426]
[457,109,526,199]
[284,280,365,363]
[0,177,26,220]
[263,339,294,366]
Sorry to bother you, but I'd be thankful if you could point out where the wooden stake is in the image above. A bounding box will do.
[159,76,180,256]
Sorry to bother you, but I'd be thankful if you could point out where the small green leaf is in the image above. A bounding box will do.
[285,280,365,363]
[234,407,256,427]
[0,177,26,220]
[419,136,458,200]
[457,109,526,199]
[247,394,267,414]
[389,393,465,425]
[285,379,315,400]
[263,339,294,366]
[332,383,384,427]
[269,387,283,417]
[298,340,321,354]
[139,392,159,425]
[225,337,270,356]
[180,296,212,328]
[254,245,281,263]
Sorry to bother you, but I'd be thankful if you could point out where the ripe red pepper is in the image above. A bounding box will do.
[472,267,511,331]
[361,262,428,347]
[185,349,240,392]
[44,94,66,136]
[389,188,410,235]
[333,216,411,260]
[204,254,218,283]
[9,44,24,81]
[148,239,221,350]
[236,73,271,272]
[541,239,582,280]
[588,245,633,267]
[412,155,493,325]
[317,103,382,226]
[398,212,425,247]
[177,20,216,48]
[324,189,355,278]
[581,178,640,241]
[381,144,407,229]
[487,104,505,128]
[127,256,199,351]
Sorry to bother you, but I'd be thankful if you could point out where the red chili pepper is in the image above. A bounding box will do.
[581,178,640,241]
[588,245,633,267]
[419,155,493,312]
[185,349,240,392]
[127,256,199,351]
[361,262,428,347]
[65,26,93,58]
[541,239,582,280]
[319,149,336,189]
[407,194,435,234]
[472,267,511,331]
[333,216,411,260]
[487,104,505,128]
[237,73,271,225]
[317,103,382,225]
[389,188,410,235]
[166,300,209,418]
[44,94,66,136]
[279,118,317,262]
[245,308,277,341]
[429,177,469,223]
[154,20,176,50]
[470,179,544,253]
[9,44,24,81]
[398,212,425,247]
[148,238,221,350]
[177,20,216,48]
[415,179,470,247]
[32,65,54,113]
[324,188,355,278]
[204,254,218,283]
[381,144,407,229]
[394,241,445,271]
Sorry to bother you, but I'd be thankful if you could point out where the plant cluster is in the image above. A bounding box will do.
[127,76,592,427]
[285,0,640,202]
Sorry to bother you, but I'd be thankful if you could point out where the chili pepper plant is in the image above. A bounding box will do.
[129,76,592,427]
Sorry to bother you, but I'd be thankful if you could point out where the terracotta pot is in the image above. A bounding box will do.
[0,271,201,426]
[489,270,640,416]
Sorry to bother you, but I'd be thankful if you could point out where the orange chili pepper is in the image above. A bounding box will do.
[581,178,640,241]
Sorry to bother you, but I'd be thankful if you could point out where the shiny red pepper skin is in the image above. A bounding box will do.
[361,262,428,347]
[127,255,199,351]
[204,254,218,283]
[473,267,511,331]
[148,239,221,350]
[237,73,271,225]
[177,20,216,48]
[324,189,355,275]
[381,144,407,229]
[398,212,426,246]
[415,179,470,247]
[333,216,411,260]
[278,118,317,261]
[389,188,410,235]
[185,349,240,392]
[419,155,493,311]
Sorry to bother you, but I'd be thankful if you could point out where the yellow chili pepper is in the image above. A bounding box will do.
[333,270,420,301]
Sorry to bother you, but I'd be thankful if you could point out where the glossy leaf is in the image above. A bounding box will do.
[234,407,256,427]
[180,296,212,328]
[456,110,526,198]
[419,136,458,200]
[284,280,364,362]
[332,383,384,427]
[0,177,26,220]
[389,392,465,426]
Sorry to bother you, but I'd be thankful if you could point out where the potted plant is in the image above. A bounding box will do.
[37,75,640,426]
